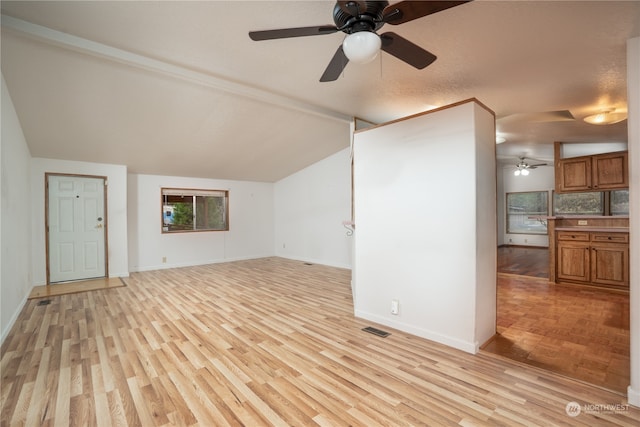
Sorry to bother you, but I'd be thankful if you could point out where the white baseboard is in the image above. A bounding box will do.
[1,292,29,346]
[628,385,640,409]
[354,309,478,354]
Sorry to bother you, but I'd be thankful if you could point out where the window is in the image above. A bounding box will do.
[553,192,604,216]
[507,191,548,234]
[162,188,228,233]
[610,189,629,216]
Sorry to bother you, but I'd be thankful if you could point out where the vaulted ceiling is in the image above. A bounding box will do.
[2,1,638,181]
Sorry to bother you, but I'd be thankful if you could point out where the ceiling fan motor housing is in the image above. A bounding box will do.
[333,1,388,34]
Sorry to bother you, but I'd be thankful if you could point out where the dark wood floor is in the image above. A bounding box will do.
[497,245,549,278]
[487,245,630,393]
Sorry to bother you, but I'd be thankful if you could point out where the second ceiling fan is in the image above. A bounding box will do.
[513,156,548,176]
[249,1,472,82]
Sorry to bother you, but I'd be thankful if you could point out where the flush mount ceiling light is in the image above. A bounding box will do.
[583,109,627,125]
[343,31,381,64]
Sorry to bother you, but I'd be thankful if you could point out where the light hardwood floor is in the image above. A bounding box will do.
[2,258,638,426]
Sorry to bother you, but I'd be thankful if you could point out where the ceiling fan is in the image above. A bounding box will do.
[513,156,548,176]
[248,1,472,82]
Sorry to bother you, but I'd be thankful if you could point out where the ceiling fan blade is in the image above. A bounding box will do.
[383,1,472,25]
[380,32,436,69]
[320,45,349,82]
[529,163,548,169]
[249,25,338,41]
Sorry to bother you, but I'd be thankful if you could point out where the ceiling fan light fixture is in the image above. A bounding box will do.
[583,110,627,125]
[343,31,381,64]
[514,169,521,176]
[521,168,530,176]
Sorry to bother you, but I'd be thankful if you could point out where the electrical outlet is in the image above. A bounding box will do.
[162,256,167,263]
[578,220,588,226]
[391,299,399,315]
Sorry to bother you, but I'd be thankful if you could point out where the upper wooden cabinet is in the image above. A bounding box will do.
[556,150,628,192]
[592,151,628,189]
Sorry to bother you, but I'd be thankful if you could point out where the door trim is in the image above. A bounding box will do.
[45,173,109,285]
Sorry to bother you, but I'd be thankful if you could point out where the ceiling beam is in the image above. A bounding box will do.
[1,14,353,124]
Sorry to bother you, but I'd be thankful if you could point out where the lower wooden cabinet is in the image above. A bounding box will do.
[557,241,590,282]
[555,230,629,289]
[591,242,629,286]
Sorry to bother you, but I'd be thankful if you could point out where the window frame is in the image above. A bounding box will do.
[161,187,229,233]
[506,191,549,235]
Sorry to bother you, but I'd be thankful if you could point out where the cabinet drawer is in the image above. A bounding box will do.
[557,231,590,241]
[591,232,629,243]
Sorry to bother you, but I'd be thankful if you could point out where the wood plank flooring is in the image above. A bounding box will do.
[489,246,630,394]
[2,257,639,426]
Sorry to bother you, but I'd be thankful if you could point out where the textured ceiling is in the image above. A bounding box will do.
[2,1,638,181]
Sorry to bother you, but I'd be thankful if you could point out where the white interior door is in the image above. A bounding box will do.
[48,175,106,283]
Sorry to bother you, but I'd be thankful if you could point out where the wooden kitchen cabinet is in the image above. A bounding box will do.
[557,241,590,282]
[554,230,629,289]
[591,237,630,287]
[557,156,591,192]
[592,151,628,190]
[556,151,628,192]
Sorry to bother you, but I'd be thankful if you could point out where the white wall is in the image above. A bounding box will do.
[500,164,555,247]
[1,75,33,343]
[274,148,353,269]
[353,100,496,353]
[30,158,129,284]
[626,35,640,408]
[128,174,274,271]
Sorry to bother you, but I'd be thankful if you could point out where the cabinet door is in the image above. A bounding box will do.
[591,244,629,287]
[592,151,628,190]
[557,242,590,282]
[557,157,591,192]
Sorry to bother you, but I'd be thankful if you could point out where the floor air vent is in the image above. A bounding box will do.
[37,299,52,306]
[362,326,390,338]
